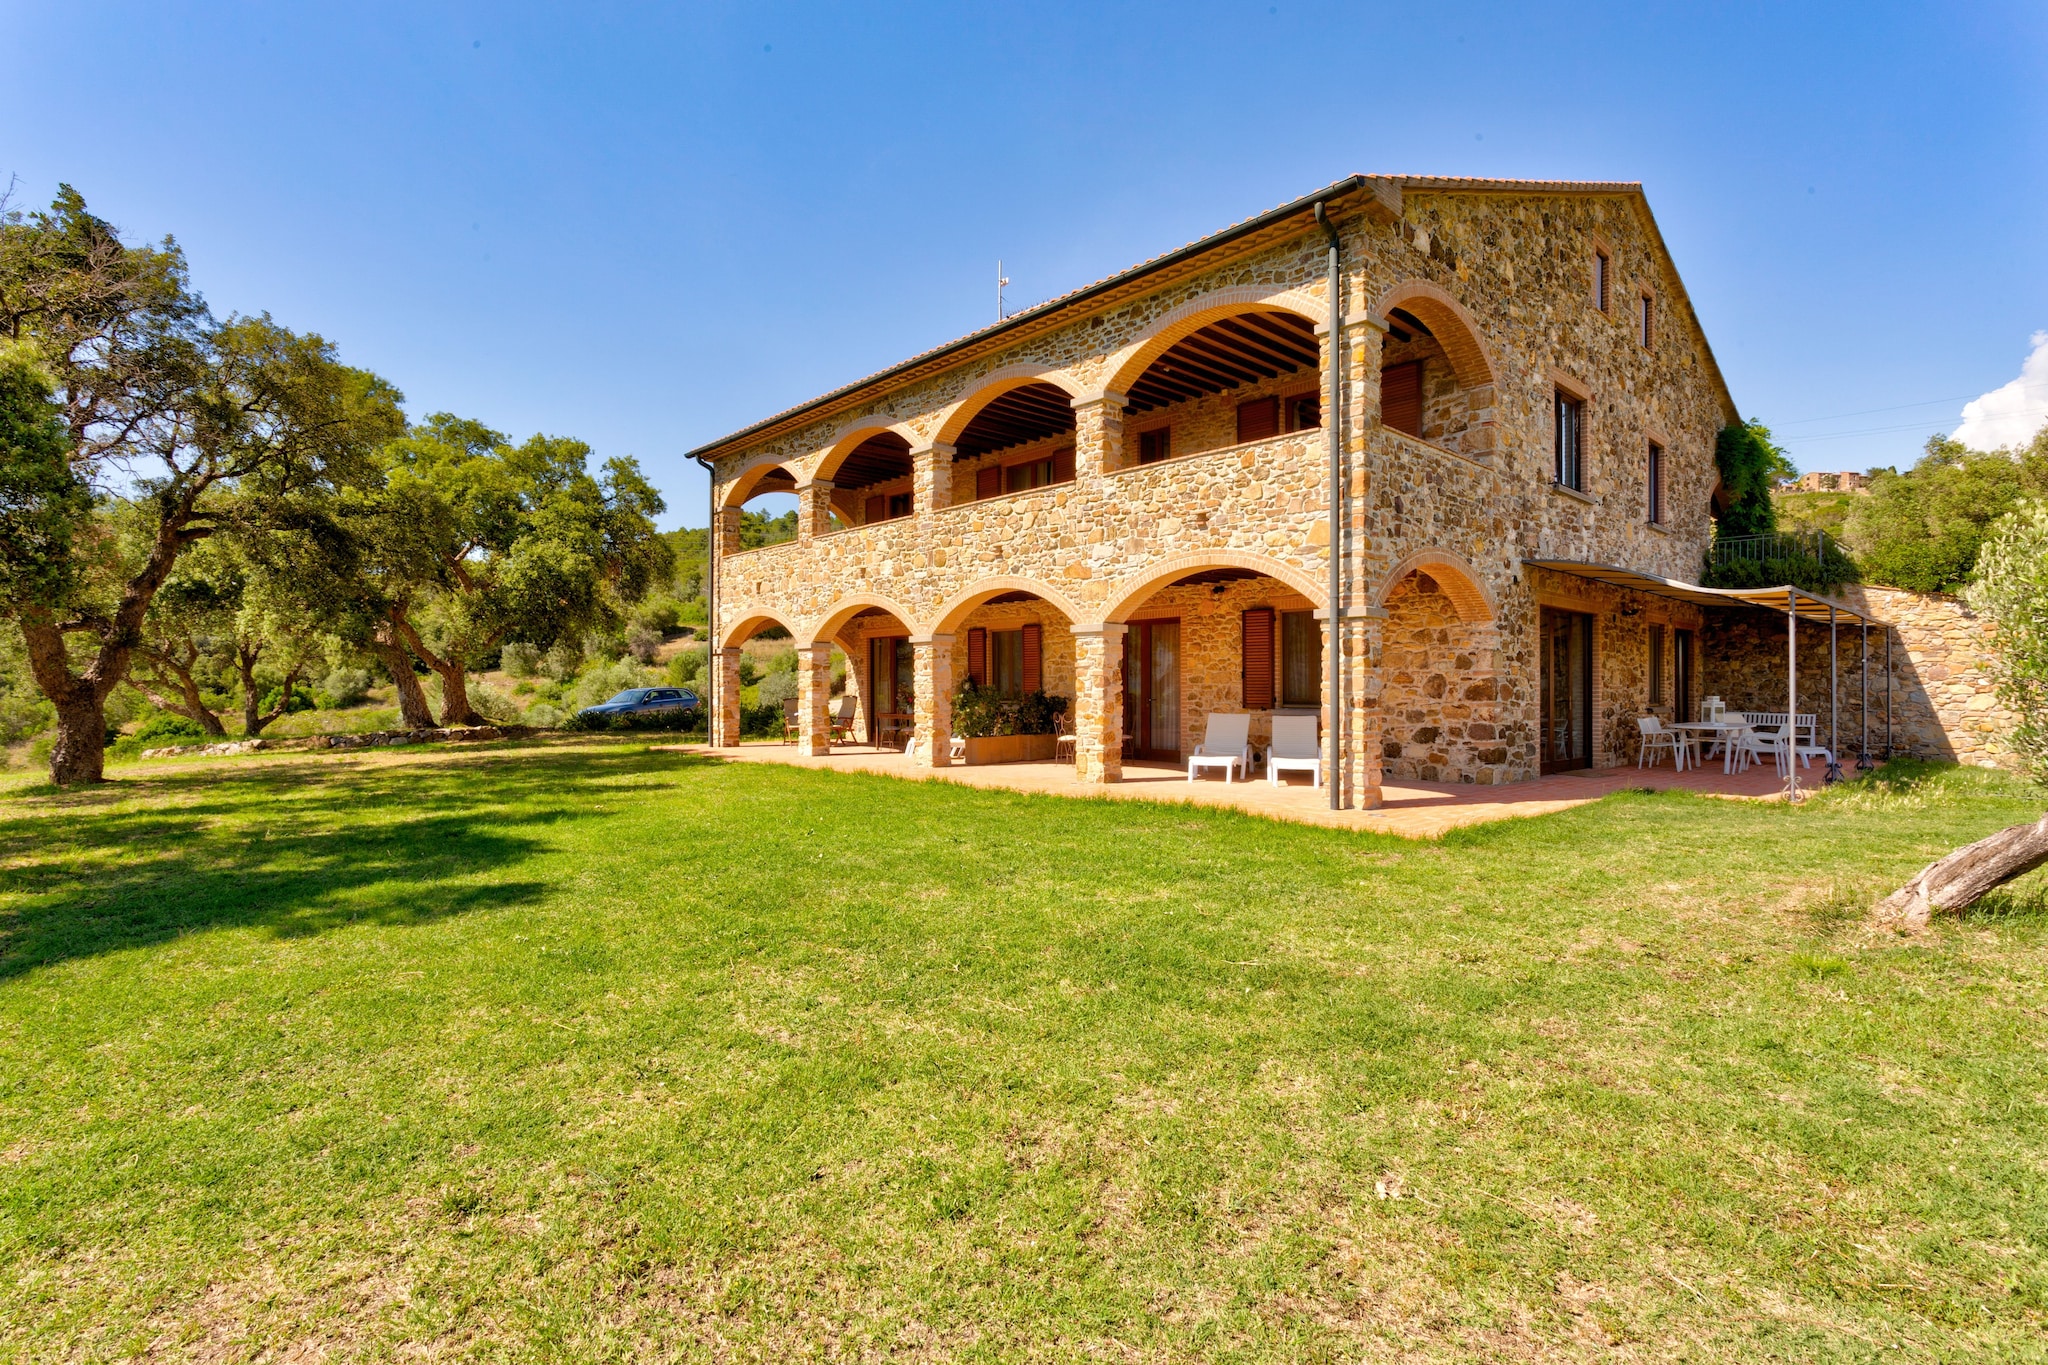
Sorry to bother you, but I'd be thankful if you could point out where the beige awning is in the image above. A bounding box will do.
[1522,560,1886,626]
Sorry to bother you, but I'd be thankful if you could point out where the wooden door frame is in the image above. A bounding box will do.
[1539,606,1595,774]
[867,635,909,745]
[1123,616,1183,761]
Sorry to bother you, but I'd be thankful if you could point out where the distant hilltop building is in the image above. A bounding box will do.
[1787,471,1871,493]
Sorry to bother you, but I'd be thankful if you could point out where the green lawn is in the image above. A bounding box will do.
[1,742,2044,1361]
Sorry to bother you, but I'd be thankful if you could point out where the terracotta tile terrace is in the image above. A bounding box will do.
[668,742,1802,839]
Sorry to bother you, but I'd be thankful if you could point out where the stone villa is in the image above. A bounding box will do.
[687,175,1902,808]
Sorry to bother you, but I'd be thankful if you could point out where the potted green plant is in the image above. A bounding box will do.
[952,683,1067,764]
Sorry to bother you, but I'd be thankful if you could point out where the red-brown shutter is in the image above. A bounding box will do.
[1021,623,1042,694]
[1242,607,1275,710]
[975,465,1002,500]
[1382,361,1423,436]
[967,627,987,686]
[1236,396,1279,444]
[1051,446,1074,484]
[864,493,887,523]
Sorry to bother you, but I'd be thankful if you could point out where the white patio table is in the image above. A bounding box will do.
[1671,719,1747,774]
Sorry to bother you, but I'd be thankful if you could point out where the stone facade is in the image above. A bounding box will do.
[696,177,1742,800]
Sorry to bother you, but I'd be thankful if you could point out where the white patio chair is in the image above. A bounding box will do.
[949,733,966,762]
[1266,715,1323,787]
[1187,713,1252,782]
[1636,715,1690,770]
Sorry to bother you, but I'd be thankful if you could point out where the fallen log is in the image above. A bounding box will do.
[1877,811,2048,929]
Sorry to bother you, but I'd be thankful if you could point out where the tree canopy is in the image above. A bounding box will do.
[1845,430,2048,594]
[1966,496,2048,781]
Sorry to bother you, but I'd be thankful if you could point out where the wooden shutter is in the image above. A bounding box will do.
[1382,361,1423,436]
[1139,428,1170,464]
[1236,396,1279,443]
[1241,607,1275,710]
[975,465,1002,500]
[967,627,987,686]
[1021,623,1042,694]
[864,493,887,523]
[1051,445,1074,484]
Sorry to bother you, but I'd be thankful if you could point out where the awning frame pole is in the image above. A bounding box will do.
[1826,606,1842,784]
[1885,629,1894,758]
[1787,588,1799,802]
[1858,618,1871,771]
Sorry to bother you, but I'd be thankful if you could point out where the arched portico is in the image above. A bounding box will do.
[815,425,916,527]
[1101,550,1326,624]
[711,608,798,749]
[1370,281,1500,462]
[1097,287,1329,403]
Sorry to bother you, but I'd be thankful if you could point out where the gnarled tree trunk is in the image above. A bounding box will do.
[390,610,483,727]
[369,629,434,730]
[130,644,229,736]
[1879,812,2048,928]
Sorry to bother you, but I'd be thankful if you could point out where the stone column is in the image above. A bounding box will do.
[1317,607,1385,809]
[796,644,834,756]
[1071,394,1128,479]
[712,647,743,748]
[1070,623,1127,784]
[1344,611,1385,808]
[796,480,835,542]
[910,633,955,768]
[912,443,955,518]
[713,506,742,559]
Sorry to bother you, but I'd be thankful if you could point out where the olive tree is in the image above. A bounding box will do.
[0,186,403,783]
[363,415,670,726]
[1879,499,2048,926]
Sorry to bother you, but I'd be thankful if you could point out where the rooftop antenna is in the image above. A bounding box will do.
[997,260,1010,321]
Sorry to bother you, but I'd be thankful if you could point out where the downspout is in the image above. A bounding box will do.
[694,454,717,746]
[1315,200,1342,811]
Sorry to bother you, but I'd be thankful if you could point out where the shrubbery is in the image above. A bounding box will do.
[1845,434,2048,594]
[953,682,1068,738]
[501,643,542,678]
[316,668,373,708]
[132,714,206,746]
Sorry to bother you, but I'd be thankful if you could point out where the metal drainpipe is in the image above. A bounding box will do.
[1315,200,1342,811]
[694,454,717,746]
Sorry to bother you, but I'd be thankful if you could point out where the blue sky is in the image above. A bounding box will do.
[3,2,2042,527]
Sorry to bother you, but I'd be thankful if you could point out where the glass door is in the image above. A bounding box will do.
[1122,619,1182,760]
[1673,629,1694,724]
[868,637,913,745]
[1540,608,1593,773]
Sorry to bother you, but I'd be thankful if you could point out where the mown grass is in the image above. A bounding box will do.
[0,742,2044,1361]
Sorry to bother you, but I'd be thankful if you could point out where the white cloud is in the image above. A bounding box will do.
[1954,331,2048,451]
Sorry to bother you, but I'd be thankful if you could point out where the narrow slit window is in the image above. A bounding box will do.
[1646,440,1664,524]
[1554,390,1584,491]
[1648,624,1666,705]
[1639,292,1654,348]
[1593,248,1610,312]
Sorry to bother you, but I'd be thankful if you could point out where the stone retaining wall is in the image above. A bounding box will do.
[1700,586,2015,769]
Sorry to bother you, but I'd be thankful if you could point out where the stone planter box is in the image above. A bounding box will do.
[959,733,1059,765]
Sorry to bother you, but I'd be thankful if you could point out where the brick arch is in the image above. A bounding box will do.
[1369,280,1498,390]
[718,456,803,511]
[1093,286,1328,402]
[931,365,1084,447]
[801,594,921,649]
[1098,550,1326,625]
[813,417,918,484]
[719,607,799,650]
[931,577,1084,635]
[1370,549,1497,624]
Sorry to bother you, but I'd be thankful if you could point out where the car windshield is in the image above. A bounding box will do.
[604,690,651,705]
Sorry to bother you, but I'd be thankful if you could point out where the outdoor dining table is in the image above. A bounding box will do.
[1670,719,1748,774]
[876,711,913,749]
